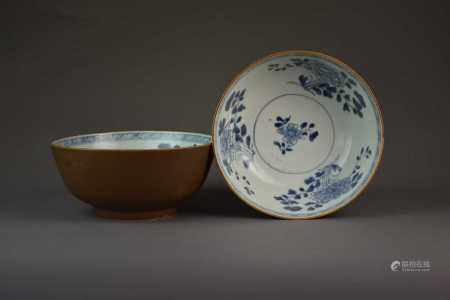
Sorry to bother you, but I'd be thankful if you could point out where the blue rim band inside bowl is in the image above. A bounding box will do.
[52,131,212,150]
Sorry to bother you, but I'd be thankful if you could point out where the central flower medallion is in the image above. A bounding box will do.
[273,115,319,155]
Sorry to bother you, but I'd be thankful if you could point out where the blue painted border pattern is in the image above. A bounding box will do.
[55,132,211,148]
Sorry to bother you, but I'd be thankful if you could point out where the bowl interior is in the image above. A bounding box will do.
[213,51,383,218]
[52,131,211,150]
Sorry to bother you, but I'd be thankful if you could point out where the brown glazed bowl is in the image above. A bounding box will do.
[51,131,213,219]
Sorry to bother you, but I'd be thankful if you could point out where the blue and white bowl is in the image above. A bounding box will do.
[213,51,384,219]
[51,131,213,219]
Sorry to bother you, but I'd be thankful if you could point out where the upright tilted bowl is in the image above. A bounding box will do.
[52,131,213,219]
[213,50,384,219]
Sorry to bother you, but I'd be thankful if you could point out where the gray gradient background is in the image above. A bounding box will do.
[1,0,450,299]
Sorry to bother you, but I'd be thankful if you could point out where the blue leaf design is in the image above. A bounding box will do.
[288,189,296,195]
[286,206,302,211]
[299,75,308,86]
[243,160,249,168]
[352,98,362,110]
[354,91,366,108]
[309,131,319,141]
[218,118,226,136]
[343,103,350,112]
[241,124,247,136]
[225,92,234,111]
[305,177,315,185]
[238,89,246,100]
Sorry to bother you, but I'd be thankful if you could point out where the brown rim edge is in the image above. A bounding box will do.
[50,130,212,152]
[211,50,385,220]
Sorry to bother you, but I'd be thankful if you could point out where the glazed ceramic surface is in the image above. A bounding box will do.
[213,51,383,219]
[52,131,213,219]
[53,131,211,150]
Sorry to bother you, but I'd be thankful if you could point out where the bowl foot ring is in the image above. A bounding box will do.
[95,208,177,220]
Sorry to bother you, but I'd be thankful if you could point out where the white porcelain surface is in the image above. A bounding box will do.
[213,51,383,219]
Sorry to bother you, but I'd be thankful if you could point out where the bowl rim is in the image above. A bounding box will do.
[211,49,384,219]
[51,130,212,152]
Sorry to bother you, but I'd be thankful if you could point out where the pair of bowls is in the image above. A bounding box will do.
[52,50,384,219]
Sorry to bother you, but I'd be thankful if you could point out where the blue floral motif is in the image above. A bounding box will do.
[274,146,372,212]
[219,89,256,195]
[269,57,367,118]
[273,116,319,155]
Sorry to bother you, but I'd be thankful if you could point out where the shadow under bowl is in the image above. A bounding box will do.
[51,131,213,219]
